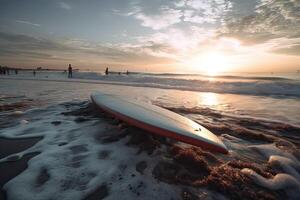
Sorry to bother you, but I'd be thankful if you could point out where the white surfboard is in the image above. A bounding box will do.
[91,92,228,154]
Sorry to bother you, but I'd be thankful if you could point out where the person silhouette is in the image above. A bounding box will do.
[105,67,108,75]
[68,64,73,78]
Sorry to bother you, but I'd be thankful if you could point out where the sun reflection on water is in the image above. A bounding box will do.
[198,92,219,107]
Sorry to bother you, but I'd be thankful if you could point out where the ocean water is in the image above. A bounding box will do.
[0,71,300,199]
[6,70,300,97]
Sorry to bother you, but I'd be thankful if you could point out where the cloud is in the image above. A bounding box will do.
[179,0,232,24]
[59,2,72,10]
[0,32,72,51]
[136,27,221,61]
[0,31,176,67]
[121,0,232,30]
[213,0,300,58]
[133,6,182,30]
[221,0,300,44]
[15,20,40,27]
[112,5,141,17]
[272,44,300,56]
[0,48,70,61]
[271,37,300,56]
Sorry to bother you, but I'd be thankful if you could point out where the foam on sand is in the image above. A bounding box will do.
[1,102,183,200]
[268,155,300,181]
[242,168,300,199]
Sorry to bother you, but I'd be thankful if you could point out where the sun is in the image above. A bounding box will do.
[189,51,230,75]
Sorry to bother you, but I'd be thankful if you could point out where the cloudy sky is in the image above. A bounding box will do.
[0,0,300,73]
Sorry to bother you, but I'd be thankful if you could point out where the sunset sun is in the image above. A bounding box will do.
[189,51,230,75]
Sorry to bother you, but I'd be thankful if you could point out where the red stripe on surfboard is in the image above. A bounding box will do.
[92,97,228,154]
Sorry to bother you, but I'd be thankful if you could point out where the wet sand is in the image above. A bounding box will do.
[0,136,42,159]
[0,137,42,200]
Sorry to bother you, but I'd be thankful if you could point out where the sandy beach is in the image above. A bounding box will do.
[1,73,300,200]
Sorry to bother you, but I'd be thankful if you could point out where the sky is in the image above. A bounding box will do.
[0,0,300,73]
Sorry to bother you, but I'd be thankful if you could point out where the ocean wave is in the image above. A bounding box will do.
[132,72,292,81]
[2,71,300,97]
[72,72,300,98]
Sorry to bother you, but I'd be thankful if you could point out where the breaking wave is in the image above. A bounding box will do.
[72,72,300,98]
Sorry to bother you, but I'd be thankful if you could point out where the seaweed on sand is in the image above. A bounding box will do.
[194,164,278,200]
[152,145,280,200]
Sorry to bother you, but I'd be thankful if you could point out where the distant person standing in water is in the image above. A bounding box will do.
[105,67,108,75]
[33,70,36,77]
[68,64,73,78]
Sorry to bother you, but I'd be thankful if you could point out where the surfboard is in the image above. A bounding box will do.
[91,92,228,154]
